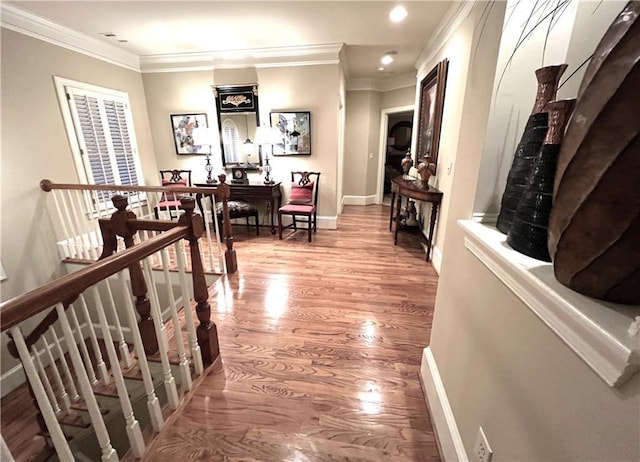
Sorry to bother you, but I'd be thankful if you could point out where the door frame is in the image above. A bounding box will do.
[375,104,414,204]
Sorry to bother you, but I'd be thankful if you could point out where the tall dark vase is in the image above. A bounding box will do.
[495,64,568,234]
[507,99,576,261]
[548,2,640,305]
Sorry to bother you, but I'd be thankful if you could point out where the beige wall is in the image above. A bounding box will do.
[343,91,378,196]
[144,64,340,221]
[344,85,416,200]
[381,85,415,109]
[0,28,157,372]
[427,1,640,460]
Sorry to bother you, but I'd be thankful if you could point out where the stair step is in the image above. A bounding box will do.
[58,411,90,429]
[70,399,109,416]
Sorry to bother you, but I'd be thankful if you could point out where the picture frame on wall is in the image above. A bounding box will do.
[269,111,311,156]
[416,59,448,171]
[170,113,209,155]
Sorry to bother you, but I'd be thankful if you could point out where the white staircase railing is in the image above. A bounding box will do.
[40,178,236,275]
[1,196,221,461]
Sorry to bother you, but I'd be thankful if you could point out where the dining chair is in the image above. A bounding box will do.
[278,171,321,242]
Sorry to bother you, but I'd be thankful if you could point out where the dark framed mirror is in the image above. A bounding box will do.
[213,84,261,168]
[389,121,412,151]
[416,59,448,172]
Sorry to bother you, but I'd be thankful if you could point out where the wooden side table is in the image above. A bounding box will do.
[390,176,443,261]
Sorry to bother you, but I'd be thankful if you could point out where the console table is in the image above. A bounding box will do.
[195,182,282,234]
[389,176,443,261]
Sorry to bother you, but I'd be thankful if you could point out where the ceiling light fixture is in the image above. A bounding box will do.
[381,50,397,66]
[389,5,408,23]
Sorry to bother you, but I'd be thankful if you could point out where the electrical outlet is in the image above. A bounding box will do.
[474,427,493,462]
[447,160,453,174]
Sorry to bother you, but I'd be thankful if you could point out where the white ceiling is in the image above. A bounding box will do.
[4,1,454,80]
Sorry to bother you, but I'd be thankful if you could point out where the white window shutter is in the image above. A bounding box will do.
[222,119,240,164]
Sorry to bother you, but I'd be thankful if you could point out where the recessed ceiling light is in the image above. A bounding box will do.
[117,40,128,43]
[389,5,408,23]
[100,32,116,37]
[381,50,397,65]
[378,67,385,71]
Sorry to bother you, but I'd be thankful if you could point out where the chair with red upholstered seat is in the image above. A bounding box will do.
[154,169,192,220]
[278,171,320,242]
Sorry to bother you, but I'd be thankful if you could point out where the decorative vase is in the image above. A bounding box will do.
[496,64,568,234]
[401,152,413,175]
[548,3,640,304]
[507,99,576,261]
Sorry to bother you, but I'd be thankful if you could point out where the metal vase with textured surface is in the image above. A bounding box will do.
[496,64,567,234]
[548,2,640,305]
[507,99,576,261]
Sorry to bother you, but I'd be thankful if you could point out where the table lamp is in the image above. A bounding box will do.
[191,127,217,184]
[256,125,281,185]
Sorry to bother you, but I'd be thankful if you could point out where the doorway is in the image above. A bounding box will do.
[376,106,414,205]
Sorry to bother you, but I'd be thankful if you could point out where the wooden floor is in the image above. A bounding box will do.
[143,204,441,461]
[2,204,441,461]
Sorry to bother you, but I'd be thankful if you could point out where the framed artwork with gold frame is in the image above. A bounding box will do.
[416,59,449,172]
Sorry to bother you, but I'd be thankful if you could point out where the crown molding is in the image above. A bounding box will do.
[140,43,343,73]
[0,3,141,72]
[414,0,476,76]
[346,71,416,92]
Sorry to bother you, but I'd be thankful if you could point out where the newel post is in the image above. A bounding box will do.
[217,174,237,273]
[178,196,220,364]
[106,195,159,354]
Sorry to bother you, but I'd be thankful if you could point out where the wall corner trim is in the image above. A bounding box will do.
[431,246,443,275]
[1,3,141,71]
[420,347,469,462]
[414,2,475,75]
[459,219,640,388]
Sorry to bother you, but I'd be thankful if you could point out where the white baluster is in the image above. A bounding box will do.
[160,247,192,391]
[85,189,104,253]
[65,190,91,260]
[142,258,179,409]
[48,326,81,402]
[69,305,98,385]
[103,278,133,368]
[78,295,110,384]
[50,190,72,257]
[211,196,226,273]
[55,302,119,462]
[175,241,203,376]
[91,286,145,458]
[11,327,74,461]
[55,189,79,258]
[117,271,164,432]
[200,198,216,273]
[40,335,71,414]
[70,189,98,260]
[32,345,61,415]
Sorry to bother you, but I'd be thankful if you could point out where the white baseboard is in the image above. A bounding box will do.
[0,363,26,398]
[431,246,442,275]
[420,347,468,462]
[343,195,377,206]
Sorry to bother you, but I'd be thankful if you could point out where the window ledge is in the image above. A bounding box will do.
[459,219,640,388]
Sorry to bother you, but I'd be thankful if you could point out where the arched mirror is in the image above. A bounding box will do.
[213,84,261,168]
[389,121,412,151]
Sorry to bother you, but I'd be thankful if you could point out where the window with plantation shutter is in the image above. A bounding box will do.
[221,118,241,164]
[54,77,144,204]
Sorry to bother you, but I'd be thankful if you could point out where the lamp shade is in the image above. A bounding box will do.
[191,127,216,146]
[255,125,281,146]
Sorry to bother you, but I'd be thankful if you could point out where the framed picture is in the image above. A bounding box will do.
[416,59,448,170]
[269,111,311,156]
[170,113,208,155]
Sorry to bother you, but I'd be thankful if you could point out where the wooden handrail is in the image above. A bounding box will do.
[0,225,188,332]
[40,176,231,201]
